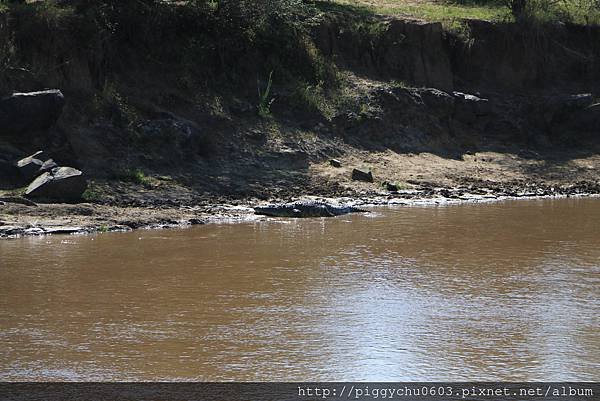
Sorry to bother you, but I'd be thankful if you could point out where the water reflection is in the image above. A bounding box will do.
[1,198,599,380]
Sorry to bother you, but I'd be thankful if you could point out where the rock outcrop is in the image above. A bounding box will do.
[25,166,87,203]
[0,90,65,136]
[14,151,53,181]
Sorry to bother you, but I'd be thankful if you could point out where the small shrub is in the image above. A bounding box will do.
[292,80,332,116]
[92,83,139,129]
[446,19,475,45]
[257,70,275,118]
[82,187,102,202]
[506,0,600,24]
[114,168,150,185]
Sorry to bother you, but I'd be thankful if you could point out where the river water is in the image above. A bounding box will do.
[1,198,599,381]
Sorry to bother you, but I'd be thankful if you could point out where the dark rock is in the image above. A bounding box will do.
[0,90,65,135]
[120,220,145,229]
[452,91,491,124]
[38,158,58,174]
[352,168,374,182]
[0,225,24,237]
[570,103,600,128]
[15,151,45,180]
[564,93,595,109]
[330,159,342,168]
[332,111,361,131]
[553,103,600,140]
[14,152,58,184]
[383,181,399,191]
[418,88,455,117]
[0,159,19,187]
[105,225,133,232]
[25,166,87,203]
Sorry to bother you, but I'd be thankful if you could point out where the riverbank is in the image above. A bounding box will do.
[1,1,599,238]
[2,152,599,238]
[2,192,600,239]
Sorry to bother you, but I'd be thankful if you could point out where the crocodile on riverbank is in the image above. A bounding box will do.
[254,201,366,218]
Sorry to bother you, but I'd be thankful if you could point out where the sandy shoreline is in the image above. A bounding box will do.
[2,182,598,239]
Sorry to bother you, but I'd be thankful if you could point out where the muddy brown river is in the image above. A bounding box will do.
[1,198,599,381]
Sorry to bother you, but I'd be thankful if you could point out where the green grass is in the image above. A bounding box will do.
[330,0,509,22]
[329,0,600,25]
[81,183,102,202]
[114,168,151,185]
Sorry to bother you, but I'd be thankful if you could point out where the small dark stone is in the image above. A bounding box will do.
[38,158,58,174]
[330,159,342,168]
[383,181,399,191]
[352,168,374,183]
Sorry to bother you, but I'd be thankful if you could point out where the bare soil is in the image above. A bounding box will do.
[2,146,599,238]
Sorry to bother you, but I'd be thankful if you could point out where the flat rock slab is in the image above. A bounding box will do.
[25,166,87,203]
[15,151,45,180]
[0,225,86,238]
[0,196,37,206]
[44,226,85,235]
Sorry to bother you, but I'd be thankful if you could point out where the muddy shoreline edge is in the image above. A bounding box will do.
[2,180,599,239]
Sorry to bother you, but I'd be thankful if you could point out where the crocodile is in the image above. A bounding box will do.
[254,201,366,218]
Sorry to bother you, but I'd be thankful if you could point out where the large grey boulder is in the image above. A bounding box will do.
[0,90,65,136]
[25,166,87,203]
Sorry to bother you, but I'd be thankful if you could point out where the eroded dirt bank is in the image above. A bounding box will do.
[1,2,599,238]
[2,148,600,238]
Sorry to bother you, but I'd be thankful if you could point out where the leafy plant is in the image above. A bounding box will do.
[504,0,600,24]
[257,70,275,118]
[82,186,101,202]
[114,168,150,185]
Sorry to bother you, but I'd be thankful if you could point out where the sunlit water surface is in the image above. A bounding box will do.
[1,198,599,381]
